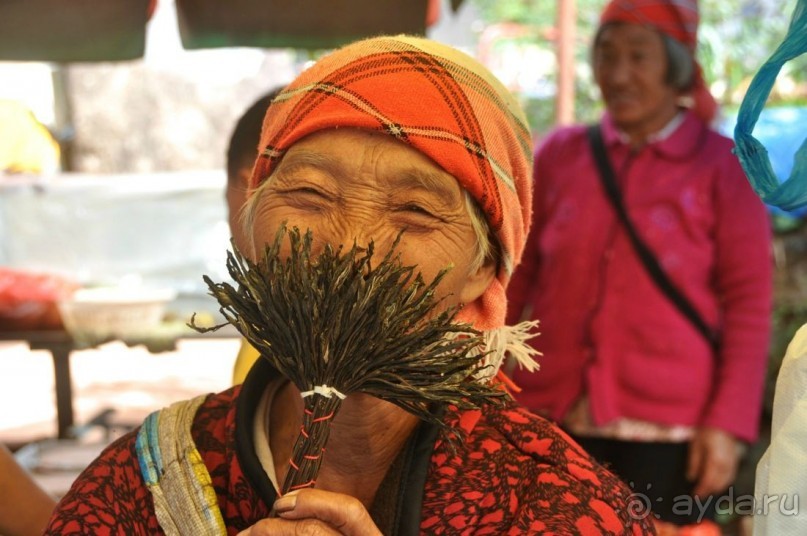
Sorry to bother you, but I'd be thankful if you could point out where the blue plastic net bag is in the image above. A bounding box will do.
[734,0,807,211]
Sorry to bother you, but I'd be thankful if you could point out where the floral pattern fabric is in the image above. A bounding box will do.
[45,385,654,535]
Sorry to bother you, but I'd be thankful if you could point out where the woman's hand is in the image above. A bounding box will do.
[237,489,382,536]
[686,426,742,498]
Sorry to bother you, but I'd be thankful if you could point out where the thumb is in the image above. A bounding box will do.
[274,489,380,536]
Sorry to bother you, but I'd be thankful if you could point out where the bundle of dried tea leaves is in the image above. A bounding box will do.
[191,225,505,494]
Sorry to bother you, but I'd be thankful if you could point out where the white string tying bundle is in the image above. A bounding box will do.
[300,384,347,400]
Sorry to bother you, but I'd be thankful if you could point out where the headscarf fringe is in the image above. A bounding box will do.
[474,319,542,383]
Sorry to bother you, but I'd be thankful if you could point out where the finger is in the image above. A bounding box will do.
[693,443,737,497]
[274,489,381,536]
[693,463,731,497]
[238,517,342,536]
[686,437,703,483]
[692,453,719,498]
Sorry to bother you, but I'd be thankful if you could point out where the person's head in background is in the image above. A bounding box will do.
[591,0,717,146]
[225,87,284,251]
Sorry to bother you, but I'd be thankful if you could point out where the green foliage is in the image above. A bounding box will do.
[472,0,539,25]
[699,0,801,105]
[470,0,605,133]
[470,0,804,132]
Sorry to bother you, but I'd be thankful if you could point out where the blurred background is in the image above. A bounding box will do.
[0,1,805,523]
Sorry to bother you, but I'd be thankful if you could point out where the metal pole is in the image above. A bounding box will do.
[51,64,75,171]
[556,0,576,125]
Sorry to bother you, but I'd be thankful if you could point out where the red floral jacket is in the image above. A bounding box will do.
[45,359,655,535]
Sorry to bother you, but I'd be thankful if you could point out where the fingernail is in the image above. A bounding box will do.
[274,493,298,513]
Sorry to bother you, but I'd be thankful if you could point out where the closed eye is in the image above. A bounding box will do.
[279,186,331,199]
[398,203,436,217]
[272,185,334,212]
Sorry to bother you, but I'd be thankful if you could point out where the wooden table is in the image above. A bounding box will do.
[1,330,77,438]
[0,324,239,439]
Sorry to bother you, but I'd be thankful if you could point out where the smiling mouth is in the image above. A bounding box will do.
[605,94,640,110]
[606,93,635,103]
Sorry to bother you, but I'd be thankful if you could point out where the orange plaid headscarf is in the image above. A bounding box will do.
[249,35,533,331]
[600,0,718,123]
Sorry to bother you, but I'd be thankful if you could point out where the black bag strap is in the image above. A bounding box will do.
[586,124,720,352]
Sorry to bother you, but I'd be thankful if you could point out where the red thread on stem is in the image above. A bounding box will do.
[312,412,335,423]
[289,480,316,491]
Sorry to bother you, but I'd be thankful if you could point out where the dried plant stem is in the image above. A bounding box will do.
[191,225,507,494]
[282,395,343,494]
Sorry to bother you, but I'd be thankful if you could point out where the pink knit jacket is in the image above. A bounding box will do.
[508,112,773,442]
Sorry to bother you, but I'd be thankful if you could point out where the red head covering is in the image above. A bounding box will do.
[249,36,534,332]
[599,0,717,123]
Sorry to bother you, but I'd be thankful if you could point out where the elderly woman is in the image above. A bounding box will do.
[45,36,652,534]
[507,0,773,533]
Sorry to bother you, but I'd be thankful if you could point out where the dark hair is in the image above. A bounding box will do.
[226,86,285,182]
[592,23,695,91]
[659,32,694,91]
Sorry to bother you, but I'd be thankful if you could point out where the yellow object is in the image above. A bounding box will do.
[0,100,60,174]
[231,339,260,385]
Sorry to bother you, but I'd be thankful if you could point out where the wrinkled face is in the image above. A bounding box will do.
[248,128,495,310]
[594,23,680,141]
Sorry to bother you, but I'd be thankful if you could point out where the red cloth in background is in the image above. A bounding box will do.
[0,269,76,330]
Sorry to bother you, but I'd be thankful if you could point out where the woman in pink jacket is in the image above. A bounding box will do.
[508,0,773,533]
